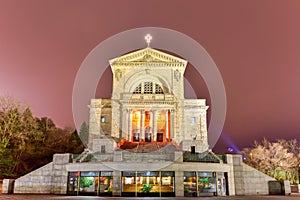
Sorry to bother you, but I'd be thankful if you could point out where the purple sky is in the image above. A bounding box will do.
[1,0,300,152]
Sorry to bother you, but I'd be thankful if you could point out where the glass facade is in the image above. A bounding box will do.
[122,171,175,197]
[184,171,227,197]
[68,170,226,197]
[67,171,113,196]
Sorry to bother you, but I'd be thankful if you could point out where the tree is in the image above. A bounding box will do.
[242,138,300,184]
[0,96,84,179]
[66,129,84,154]
[0,96,24,177]
[79,121,89,147]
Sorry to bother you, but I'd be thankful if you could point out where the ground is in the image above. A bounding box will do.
[1,194,300,200]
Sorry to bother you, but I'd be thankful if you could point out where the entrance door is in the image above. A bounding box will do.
[99,172,113,196]
[67,172,79,195]
[133,133,140,142]
[157,133,163,142]
[121,171,175,197]
[145,133,151,142]
[79,171,99,196]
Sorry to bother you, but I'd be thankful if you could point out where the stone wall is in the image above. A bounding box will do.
[14,162,53,194]
[231,154,275,195]
[93,138,116,153]
[13,153,70,194]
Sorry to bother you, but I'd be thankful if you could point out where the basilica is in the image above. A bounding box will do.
[8,35,275,197]
[89,34,209,155]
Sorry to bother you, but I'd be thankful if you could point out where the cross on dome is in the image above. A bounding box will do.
[145,34,152,47]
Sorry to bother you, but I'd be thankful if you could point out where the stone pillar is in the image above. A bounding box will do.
[52,154,71,194]
[2,179,14,194]
[200,109,208,145]
[121,108,127,139]
[175,171,184,197]
[226,154,236,196]
[165,110,169,141]
[140,110,145,141]
[150,111,154,141]
[153,110,157,141]
[112,171,122,197]
[170,109,174,139]
[88,100,101,149]
[125,109,129,140]
[128,109,132,142]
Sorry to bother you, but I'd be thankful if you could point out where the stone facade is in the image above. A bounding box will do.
[88,47,209,153]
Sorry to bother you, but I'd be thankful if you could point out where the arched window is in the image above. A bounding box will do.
[133,82,164,94]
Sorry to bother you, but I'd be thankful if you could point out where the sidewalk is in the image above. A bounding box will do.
[0,194,300,200]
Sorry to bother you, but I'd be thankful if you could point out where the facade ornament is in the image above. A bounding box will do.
[174,69,181,81]
[115,69,122,81]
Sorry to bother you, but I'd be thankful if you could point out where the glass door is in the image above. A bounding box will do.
[99,171,113,196]
[122,171,136,197]
[161,171,175,197]
[198,172,216,196]
[79,171,99,195]
[184,171,197,197]
[137,171,160,197]
[67,172,79,195]
[217,172,227,196]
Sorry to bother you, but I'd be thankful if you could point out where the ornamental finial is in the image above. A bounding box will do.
[145,34,152,47]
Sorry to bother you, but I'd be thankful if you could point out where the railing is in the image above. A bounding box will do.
[122,152,174,162]
[72,153,114,162]
[121,93,174,101]
[183,152,226,163]
[72,152,174,163]
[93,153,114,162]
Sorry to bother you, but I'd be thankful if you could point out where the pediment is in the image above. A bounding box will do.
[109,47,187,67]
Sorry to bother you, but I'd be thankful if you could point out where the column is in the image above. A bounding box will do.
[122,109,127,139]
[140,110,145,142]
[175,171,184,197]
[165,110,169,141]
[199,112,203,140]
[150,111,154,141]
[200,110,208,142]
[170,109,174,139]
[128,109,132,142]
[153,110,157,141]
[112,171,122,197]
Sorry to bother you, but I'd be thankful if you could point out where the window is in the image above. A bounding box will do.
[133,82,164,94]
[133,83,142,94]
[101,145,106,153]
[144,82,153,94]
[155,83,163,94]
[101,116,105,123]
[191,146,195,154]
[191,117,196,124]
